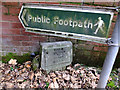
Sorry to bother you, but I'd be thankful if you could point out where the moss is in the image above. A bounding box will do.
[73,49,107,68]
[83,51,91,56]
[77,40,87,44]
[11,13,19,16]
[73,50,92,66]
[2,53,17,63]
[3,7,10,15]
[4,13,10,15]
[2,52,32,64]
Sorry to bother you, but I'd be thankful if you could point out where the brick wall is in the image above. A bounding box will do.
[1,2,48,55]
[1,1,120,67]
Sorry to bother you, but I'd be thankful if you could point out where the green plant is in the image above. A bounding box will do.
[107,69,119,88]
[107,81,117,88]
[2,53,17,63]
[2,52,32,64]
[45,82,49,88]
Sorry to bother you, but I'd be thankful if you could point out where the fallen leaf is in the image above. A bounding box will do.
[8,59,17,65]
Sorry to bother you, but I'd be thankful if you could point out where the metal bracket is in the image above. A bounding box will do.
[115,1,120,12]
[106,38,113,45]
[115,6,120,12]
[106,38,120,47]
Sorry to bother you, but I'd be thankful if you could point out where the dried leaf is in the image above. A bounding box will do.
[50,72,56,78]
[8,59,17,65]
[22,68,26,72]
[29,72,34,80]
[17,77,24,82]
[25,61,31,69]
[5,82,14,88]
[71,76,78,83]
[49,78,59,88]
[63,73,70,81]
[5,70,10,74]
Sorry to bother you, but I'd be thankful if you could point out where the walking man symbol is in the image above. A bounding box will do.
[94,17,105,35]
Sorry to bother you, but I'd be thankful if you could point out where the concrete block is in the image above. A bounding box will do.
[40,41,73,72]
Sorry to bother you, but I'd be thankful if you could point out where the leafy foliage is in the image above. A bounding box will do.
[107,69,119,88]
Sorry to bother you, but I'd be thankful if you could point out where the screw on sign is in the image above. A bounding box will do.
[18,3,120,88]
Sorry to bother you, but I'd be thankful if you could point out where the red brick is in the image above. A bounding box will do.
[19,2,36,7]
[30,44,40,52]
[2,35,13,41]
[61,3,80,6]
[21,29,30,35]
[19,46,30,52]
[2,46,15,52]
[22,41,34,46]
[93,51,100,57]
[10,22,23,29]
[2,14,20,22]
[40,2,60,5]
[2,2,19,6]
[0,34,2,38]
[94,2,114,6]
[2,22,10,29]
[0,14,2,21]
[2,40,21,46]
[113,2,119,6]
[94,46,108,52]
[86,41,108,47]
[2,6,8,14]
[2,46,21,54]
[12,35,30,41]
[112,15,117,22]
[19,2,23,7]
[109,23,115,37]
[114,12,118,15]
[2,29,21,35]
[9,7,20,15]
[21,29,45,36]
[31,36,47,42]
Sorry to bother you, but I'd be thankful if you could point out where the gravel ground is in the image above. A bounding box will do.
[0,59,119,89]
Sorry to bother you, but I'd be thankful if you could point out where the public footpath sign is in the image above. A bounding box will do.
[19,4,114,43]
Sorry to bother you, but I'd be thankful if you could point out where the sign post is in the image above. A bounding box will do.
[97,12,120,88]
